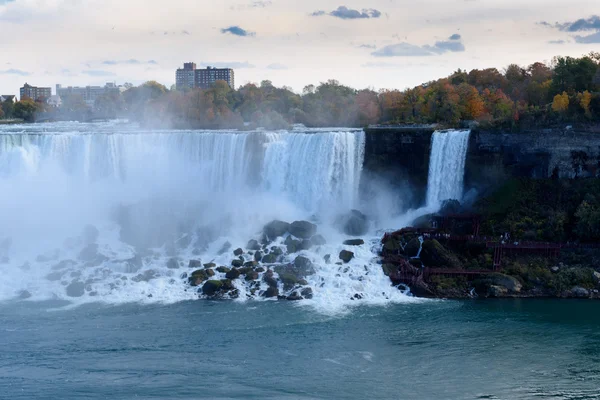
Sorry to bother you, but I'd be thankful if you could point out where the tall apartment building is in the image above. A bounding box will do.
[56,82,123,107]
[175,63,235,90]
[20,83,52,101]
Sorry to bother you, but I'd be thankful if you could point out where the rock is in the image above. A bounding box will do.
[404,238,422,258]
[246,239,261,251]
[262,253,278,264]
[167,258,180,269]
[420,240,462,269]
[202,280,224,296]
[245,271,259,281]
[301,287,313,299]
[382,263,398,277]
[488,274,522,293]
[289,221,317,239]
[188,260,202,269]
[66,281,85,297]
[337,210,369,236]
[279,273,298,290]
[271,247,284,256]
[298,279,308,286]
[203,263,216,269]
[231,259,244,268]
[324,254,331,264]
[206,269,215,277]
[551,266,560,273]
[263,287,279,298]
[202,279,236,298]
[263,270,278,288]
[188,270,209,286]
[285,237,301,254]
[593,271,600,283]
[300,240,313,251]
[263,220,290,240]
[383,238,401,254]
[570,286,590,298]
[233,248,244,256]
[226,268,241,280]
[216,266,230,274]
[343,239,365,246]
[339,250,354,263]
[287,292,303,301]
[293,256,315,277]
[78,244,100,262]
[256,267,265,273]
[254,251,263,262]
[488,285,508,298]
[311,234,327,246]
[244,261,258,268]
[218,241,231,255]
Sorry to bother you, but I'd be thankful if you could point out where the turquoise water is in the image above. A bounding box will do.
[1,299,599,399]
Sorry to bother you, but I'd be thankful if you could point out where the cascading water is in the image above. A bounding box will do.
[426,130,471,209]
[0,122,414,313]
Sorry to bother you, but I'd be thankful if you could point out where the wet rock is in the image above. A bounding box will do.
[279,273,298,290]
[188,270,209,286]
[262,253,278,264]
[188,260,202,269]
[404,238,421,258]
[218,241,232,255]
[311,234,327,246]
[301,287,314,299]
[324,254,331,264]
[244,261,258,268]
[294,256,315,276]
[254,251,263,262]
[18,290,32,300]
[271,247,284,257]
[206,269,215,277]
[263,287,279,298]
[298,279,308,286]
[167,258,180,269]
[263,220,290,240]
[337,210,369,236]
[382,263,399,277]
[233,248,244,257]
[231,259,244,268]
[569,286,590,298]
[245,270,259,281]
[263,270,278,288]
[420,240,462,269]
[216,266,230,274]
[285,237,301,254]
[339,250,354,263]
[300,240,313,251]
[593,271,600,283]
[256,267,265,273]
[247,239,261,251]
[487,285,508,298]
[203,263,216,269]
[343,239,365,246]
[226,268,241,280]
[78,244,100,262]
[289,221,317,239]
[132,270,158,282]
[66,281,85,297]
[202,280,227,297]
[287,292,303,301]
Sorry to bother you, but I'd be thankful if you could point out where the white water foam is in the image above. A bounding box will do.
[0,123,420,313]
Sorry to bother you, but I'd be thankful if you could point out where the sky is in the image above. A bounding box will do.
[0,0,599,97]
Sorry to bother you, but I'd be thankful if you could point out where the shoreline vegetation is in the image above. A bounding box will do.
[1,53,599,131]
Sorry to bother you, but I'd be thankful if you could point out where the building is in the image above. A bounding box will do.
[20,83,52,102]
[47,95,62,108]
[176,62,196,91]
[56,82,123,107]
[175,63,235,90]
[0,95,16,103]
[195,66,235,90]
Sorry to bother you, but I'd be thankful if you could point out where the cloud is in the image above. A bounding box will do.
[82,70,116,77]
[221,26,255,37]
[101,59,157,65]
[266,63,288,70]
[311,6,382,20]
[574,31,600,43]
[231,1,272,10]
[357,44,377,49]
[0,0,16,4]
[362,62,402,68]
[372,35,466,57]
[548,39,566,44]
[199,62,255,69]
[540,15,600,32]
[0,68,30,76]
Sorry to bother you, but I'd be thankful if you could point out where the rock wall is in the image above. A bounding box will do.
[363,126,600,207]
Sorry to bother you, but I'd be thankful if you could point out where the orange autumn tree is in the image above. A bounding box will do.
[552,92,569,113]
[578,90,592,118]
[457,83,485,120]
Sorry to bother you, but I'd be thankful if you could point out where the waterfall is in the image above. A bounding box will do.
[426,130,471,209]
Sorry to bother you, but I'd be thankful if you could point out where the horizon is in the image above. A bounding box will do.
[1,0,599,98]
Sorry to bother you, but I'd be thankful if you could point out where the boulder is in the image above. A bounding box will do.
[382,238,401,254]
[263,270,278,288]
[301,287,314,299]
[287,292,303,301]
[279,273,298,290]
[324,254,331,264]
[216,266,230,274]
[343,239,365,246]
[246,239,261,251]
[488,274,522,293]
[206,269,215,277]
[293,256,315,277]
[487,285,508,298]
[311,234,327,246]
[271,247,284,256]
[289,221,317,239]
[570,286,590,298]
[263,287,279,298]
[337,210,369,236]
[382,263,398,277]
[262,253,278,264]
[203,263,216,269]
[593,271,600,284]
[404,238,422,258]
[339,250,354,263]
[231,259,244,268]
[263,220,290,240]
[202,280,225,297]
[233,248,244,256]
[254,251,263,262]
[244,261,258,268]
[255,267,265,273]
[245,270,259,281]
[188,269,209,286]
[218,241,231,255]
[420,240,462,269]
[300,240,313,251]
[225,268,241,280]
[285,237,301,254]
[188,260,202,269]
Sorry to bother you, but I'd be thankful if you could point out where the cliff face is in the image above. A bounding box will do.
[363,127,600,207]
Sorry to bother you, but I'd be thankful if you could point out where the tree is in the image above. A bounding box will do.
[457,83,485,120]
[62,94,88,111]
[0,105,4,119]
[354,90,381,126]
[575,197,600,241]
[578,91,592,118]
[551,92,569,113]
[13,99,39,122]
[551,56,598,94]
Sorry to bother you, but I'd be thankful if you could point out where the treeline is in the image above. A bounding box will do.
[2,52,599,129]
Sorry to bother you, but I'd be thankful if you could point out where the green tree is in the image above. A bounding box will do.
[13,99,40,122]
